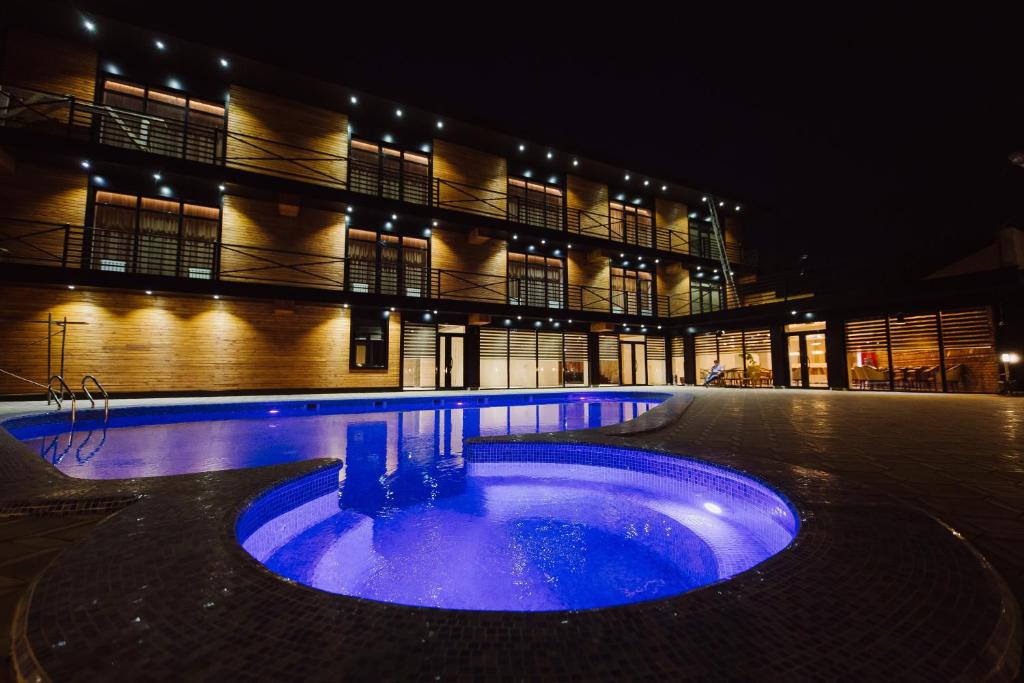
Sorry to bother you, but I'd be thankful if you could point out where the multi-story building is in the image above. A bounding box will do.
[1,9,1020,398]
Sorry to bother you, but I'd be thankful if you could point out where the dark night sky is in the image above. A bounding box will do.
[76,3,1024,275]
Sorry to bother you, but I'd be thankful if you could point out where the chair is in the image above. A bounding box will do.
[850,366,867,389]
[861,366,889,389]
[944,364,965,392]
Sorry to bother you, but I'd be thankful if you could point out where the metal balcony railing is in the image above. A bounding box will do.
[2,217,707,317]
[1,84,754,265]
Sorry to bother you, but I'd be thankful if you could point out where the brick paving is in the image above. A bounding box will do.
[0,387,1020,680]
[666,388,1024,605]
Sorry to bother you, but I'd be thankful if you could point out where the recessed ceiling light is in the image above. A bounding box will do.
[518,144,525,152]
[395,108,403,117]
[67,284,75,290]
[624,174,630,181]
[155,40,165,50]
[145,290,153,295]
[437,120,444,129]
[83,19,96,32]
[350,95,358,104]
[153,173,161,181]
[219,58,229,68]
[701,196,708,202]
[218,184,226,192]
[213,295,220,299]
[735,205,741,211]
[718,201,725,207]
[643,180,649,186]
[81,160,90,169]
[572,159,578,167]
[661,185,667,191]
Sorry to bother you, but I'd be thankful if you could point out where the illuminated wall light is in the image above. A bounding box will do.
[83,19,96,32]
[343,303,349,308]
[517,316,522,320]
[218,184,226,192]
[619,253,625,258]
[433,310,438,314]
[213,295,220,299]
[391,214,398,220]
[92,176,105,186]
[546,151,553,159]
[568,319,573,324]
[624,173,630,181]
[654,258,660,263]
[423,228,432,237]
[643,180,649,186]
[518,144,525,152]
[382,134,394,143]
[384,221,393,230]
[436,120,444,129]
[697,266,702,270]
[395,108,403,117]
[504,319,511,325]
[153,173,162,181]
[145,290,153,295]
[540,239,546,245]
[718,201,725,207]
[657,325,662,330]
[219,58,230,68]
[572,159,578,167]
[661,185,667,191]
[527,245,535,251]
[155,40,165,50]
[735,205,741,212]
[548,175,557,184]
[689,212,698,218]
[701,196,708,202]
[81,160,90,169]
[67,285,75,290]
[167,78,182,90]
[350,95,358,104]
[567,243,572,249]
[512,234,518,240]
[159,186,173,197]
[346,206,353,213]
[790,310,798,316]
[432,220,438,226]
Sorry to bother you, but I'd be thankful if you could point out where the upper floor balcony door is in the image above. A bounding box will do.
[348,139,430,205]
[610,203,653,248]
[346,228,429,298]
[610,267,654,316]
[507,177,562,231]
[98,79,225,163]
[507,252,564,309]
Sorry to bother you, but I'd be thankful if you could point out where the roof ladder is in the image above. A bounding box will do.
[706,196,740,307]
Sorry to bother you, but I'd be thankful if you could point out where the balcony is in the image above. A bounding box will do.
[0,84,753,265]
[1,218,700,317]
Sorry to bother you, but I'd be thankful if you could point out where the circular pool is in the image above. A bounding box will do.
[238,443,799,611]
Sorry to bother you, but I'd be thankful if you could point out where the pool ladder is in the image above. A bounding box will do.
[46,374,110,427]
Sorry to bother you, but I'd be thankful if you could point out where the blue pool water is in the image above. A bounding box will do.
[7,391,799,611]
[7,392,667,479]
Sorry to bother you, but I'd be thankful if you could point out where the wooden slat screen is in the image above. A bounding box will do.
[402,323,436,359]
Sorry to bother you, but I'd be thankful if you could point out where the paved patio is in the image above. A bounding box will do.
[0,387,1020,680]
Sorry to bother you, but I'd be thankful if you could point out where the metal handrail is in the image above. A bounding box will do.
[81,375,109,421]
[47,375,76,425]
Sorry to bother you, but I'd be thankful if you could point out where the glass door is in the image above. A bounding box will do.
[620,341,647,386]
[787,332,828,388]
[438,334,465,389]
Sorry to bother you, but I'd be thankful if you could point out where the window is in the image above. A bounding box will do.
[507,252,564,308]
[345,228,429,297]
[610,202,652,247]
[402,322,436,389]
[610,267,654,315]
[690,280,724,314]
[688,221,720,260]
[508,177,562,230]
[98,79,225,162]
[350,311,389,370]
[90,190,219,278]
[695,329,774,387]
[348,139,430,205]
[478,329,590,389]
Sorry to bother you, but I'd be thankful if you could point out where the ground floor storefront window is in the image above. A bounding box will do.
[845,307,998,393]
[695,329,775,387]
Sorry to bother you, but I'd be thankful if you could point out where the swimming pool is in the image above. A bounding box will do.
[6,391,799,612]
[6,391,667,479]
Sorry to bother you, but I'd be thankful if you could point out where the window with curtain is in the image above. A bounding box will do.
[610,267,653,315]
[90,190,219,278]
[345,228,428,296]
[508,252,563,308]
[508,177,562,230]
[610,202,652,247]
[690,280,724,314]
[99,79,224,162]
[348,139,430,205]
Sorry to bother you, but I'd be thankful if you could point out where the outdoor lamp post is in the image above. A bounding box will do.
[1000,352,1020,394]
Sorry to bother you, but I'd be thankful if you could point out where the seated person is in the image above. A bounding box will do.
[703,359,725,386]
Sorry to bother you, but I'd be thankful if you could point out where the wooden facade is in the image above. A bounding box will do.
[0,286,400,395]
[220,195,347,290]
[225,86,349,188]
[0,29,97,102]
[0,162,87,268]
[430,228,507,303]
[432,140,507,219]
